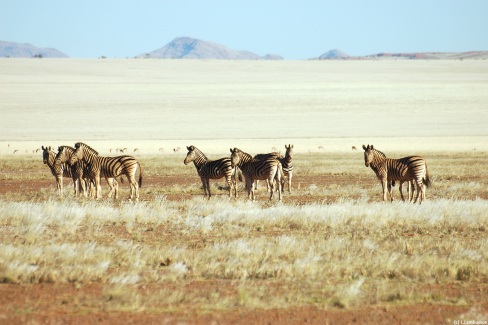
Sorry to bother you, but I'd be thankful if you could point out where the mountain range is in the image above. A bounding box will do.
[137,37,283,60]
[0,41,68,58]
[1,38,487,60]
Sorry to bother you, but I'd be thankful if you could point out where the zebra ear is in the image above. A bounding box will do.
[75,143,80,148]
[42,146,45,150]
[370,145,374,150]
[48,146,51,150]
[362,144,367,150]
[187,146,191,150]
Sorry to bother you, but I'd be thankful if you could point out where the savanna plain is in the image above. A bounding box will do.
[1,59,488,324]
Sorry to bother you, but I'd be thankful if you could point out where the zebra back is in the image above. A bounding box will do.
[185,146,234,180]
[231,148,280,181]
[72,142,140,181]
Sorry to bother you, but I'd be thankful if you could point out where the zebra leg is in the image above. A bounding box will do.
[79,178,87,197]
[276,174,282,202]
[245,178,253,201]
[206,178,211,199]
[268,177,275,201]
[56,175,63,196]
[287,173,292,194]
[399,181,406,202]
[95,175,102,200]
[129,177,138,201]
[413,180,422,204]
[387,182,394,202]
[381,178,388,202]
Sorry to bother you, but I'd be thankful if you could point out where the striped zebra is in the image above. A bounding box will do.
[253,151,281,192]
[69,142,142,201]
[362,144,431,203]
[42,145,71,195]
[281,144,294,193]
[55,146,118,198]
[230,148,283,202]
[184,145,237,199]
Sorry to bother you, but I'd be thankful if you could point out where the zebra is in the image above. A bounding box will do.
[280,144,294,193]
[362,144,431,203]
[230,148,283,202]
[253,144,294,193]
[55,146,119,198]
[69,142,142,201]
[183,145,237,199]
[42,145,76,196]
[253,151,281,192]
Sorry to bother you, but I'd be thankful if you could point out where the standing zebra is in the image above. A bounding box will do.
[184,145,237,199]
[42,145,71,195]
[55,146,119,198]
[253,144,294,193]
[253,151,281,192]
[362,144,431,203]
[281,144,294,193]
[230,148,283,202]
[69,142,142,201]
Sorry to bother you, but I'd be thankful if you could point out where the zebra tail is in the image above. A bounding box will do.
[424,163,432,188]
[138,162,143,188]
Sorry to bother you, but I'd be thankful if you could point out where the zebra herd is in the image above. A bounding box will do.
[42,142,142,201]
[41,142,431,203]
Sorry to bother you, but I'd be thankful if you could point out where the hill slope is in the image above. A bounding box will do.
[138,37,283,60]
[0,41,68,58]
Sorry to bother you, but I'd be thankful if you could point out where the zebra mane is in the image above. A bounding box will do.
[75,142,99,155]
[189,146,208,161]
[58,145,74,152]
[234,148,253,161]
[373,148,386,159]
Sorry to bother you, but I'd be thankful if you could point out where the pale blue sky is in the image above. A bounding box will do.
[1,0,487,59]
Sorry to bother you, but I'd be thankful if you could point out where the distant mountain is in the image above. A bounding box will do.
[315,49,488,60]
[0,41,68,58]
[138,37,283,60]
[318,49,350,59]
[363,51,488,60]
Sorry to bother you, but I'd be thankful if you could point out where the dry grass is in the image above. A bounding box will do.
[1,150,487,313]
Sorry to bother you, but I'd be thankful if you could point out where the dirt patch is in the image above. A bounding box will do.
[1,282,485,324]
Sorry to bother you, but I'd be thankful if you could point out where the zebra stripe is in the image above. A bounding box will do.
[184,145,236,199]
[42,145,74,195]
[230,148,283,201]
[362,144,431,203]
[69,142,142,201]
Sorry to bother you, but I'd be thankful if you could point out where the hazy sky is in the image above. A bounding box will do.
[1,0,487,59]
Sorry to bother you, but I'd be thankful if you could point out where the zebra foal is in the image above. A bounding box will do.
[184,145,237,199]
[69,142,142,201]
[230,148,283,202]
[362,144,431,203]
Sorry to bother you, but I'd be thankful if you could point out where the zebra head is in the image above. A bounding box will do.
[184,146,196,165]
[55,146,72,165]
[363,144,384,168]
[230,148,242,168]
[285,144,294,159]
[41,146,53,165]
[69,144,83,166]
